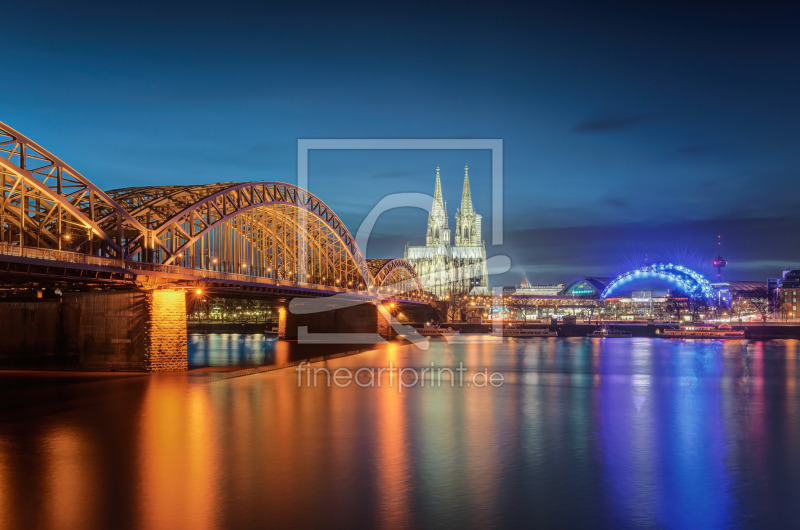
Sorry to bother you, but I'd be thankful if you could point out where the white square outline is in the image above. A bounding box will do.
[295,139,504,344]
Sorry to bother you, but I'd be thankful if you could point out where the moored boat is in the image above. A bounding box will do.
[587,326,632,338]
[658,323,745,339]
[491,327,557,337]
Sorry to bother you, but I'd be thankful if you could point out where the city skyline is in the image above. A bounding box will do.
[4,1,799,284]
[5,3,800,529]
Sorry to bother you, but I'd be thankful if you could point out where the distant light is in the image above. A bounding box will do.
[196,289,202,295]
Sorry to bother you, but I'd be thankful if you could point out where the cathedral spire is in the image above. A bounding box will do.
[460,164,473,215]
[454,163,481,247]
[434,165,443,203]
[426,165,449,247]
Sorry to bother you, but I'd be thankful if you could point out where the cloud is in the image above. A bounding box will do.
[572,114,659,133]
[492,213,800,286]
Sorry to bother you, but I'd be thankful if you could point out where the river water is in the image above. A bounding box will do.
[1,335,800,529]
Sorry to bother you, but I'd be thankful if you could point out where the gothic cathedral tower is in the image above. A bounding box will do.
[454,164,482,246]
[426,165,450,246]
[406,164,490,300]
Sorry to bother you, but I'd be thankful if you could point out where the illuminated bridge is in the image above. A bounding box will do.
[0,121,430,371]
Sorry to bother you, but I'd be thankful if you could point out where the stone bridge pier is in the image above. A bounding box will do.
[0,289,430,371]
[0,289,188,372]
[278,299,398,342]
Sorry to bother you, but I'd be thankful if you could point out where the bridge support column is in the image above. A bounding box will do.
[377,304,398,340]
[0,290,188,371]
[143,289,188,371]
[278,299,388,342]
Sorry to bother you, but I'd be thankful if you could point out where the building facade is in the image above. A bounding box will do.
[512,273,564,296]
[405,165,489,299]
[777,270,800,319]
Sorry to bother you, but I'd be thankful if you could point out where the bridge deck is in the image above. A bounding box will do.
[0,243,425,303]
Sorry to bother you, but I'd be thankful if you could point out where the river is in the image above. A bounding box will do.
[1,335,799,528]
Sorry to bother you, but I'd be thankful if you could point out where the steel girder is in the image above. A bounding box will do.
[370,258,424,294]
[112,182,372,286]
[0,121,148,258]
[0,121,424,292]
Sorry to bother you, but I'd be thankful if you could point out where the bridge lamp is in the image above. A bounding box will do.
[212,258,218,264]
[195,289,203,295]
[63,234,71,241]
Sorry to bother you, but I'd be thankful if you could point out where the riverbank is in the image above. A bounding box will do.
[443,322,800,339]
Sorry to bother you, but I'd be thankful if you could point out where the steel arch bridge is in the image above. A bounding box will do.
[600,263,715,303]
[367,258,424,295]
[0,121,423,295]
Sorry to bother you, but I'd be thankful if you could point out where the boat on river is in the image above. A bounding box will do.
[492,327,557,337]
[587,326,633,338]
[658,323,745,339]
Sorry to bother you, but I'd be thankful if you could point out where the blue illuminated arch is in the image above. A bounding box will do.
[601,263,714,303]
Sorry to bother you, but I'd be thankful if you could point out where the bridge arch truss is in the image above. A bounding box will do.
[0,121,426,295]
[0,121,146,258]
[368,258,424,296]
[106,182,373,289]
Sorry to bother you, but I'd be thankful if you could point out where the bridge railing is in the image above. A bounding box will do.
[0,242,119,268]
[0,242,425,302]
[127,261,370,295]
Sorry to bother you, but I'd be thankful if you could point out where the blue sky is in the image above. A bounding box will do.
[3,1,800,285]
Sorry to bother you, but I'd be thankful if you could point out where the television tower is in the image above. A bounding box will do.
[712,235,727,279]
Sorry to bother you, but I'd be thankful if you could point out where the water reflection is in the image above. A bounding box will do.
[188,333,368,370]
[2,337,800,528]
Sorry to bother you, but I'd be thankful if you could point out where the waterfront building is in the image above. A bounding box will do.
[777,270,800,319]
[513,273,564,296]
[405,165,489,299]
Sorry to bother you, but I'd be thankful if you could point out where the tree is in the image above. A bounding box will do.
[446,289,469,321]
[742,287,772,323]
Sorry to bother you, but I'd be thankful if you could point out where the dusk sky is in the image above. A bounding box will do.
[4,1,800,285]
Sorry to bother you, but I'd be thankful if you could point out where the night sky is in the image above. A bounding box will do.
[4,1,799,285]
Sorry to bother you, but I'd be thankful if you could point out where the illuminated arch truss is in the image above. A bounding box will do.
[368,258,424,296]
[0,140,368,288]
[103,181,373,289]
[601,263,715,303]
[0,121,146,257]
[0,121,428,294]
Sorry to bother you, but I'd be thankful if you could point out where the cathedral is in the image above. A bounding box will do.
[405,165,490,299]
